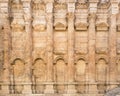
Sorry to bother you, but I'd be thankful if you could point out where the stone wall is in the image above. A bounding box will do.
[0,0,120,96]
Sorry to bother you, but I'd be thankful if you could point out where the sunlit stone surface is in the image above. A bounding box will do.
[0,0,120,96]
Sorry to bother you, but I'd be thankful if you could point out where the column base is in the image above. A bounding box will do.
[67,84,76,94]
[44,85,54,93]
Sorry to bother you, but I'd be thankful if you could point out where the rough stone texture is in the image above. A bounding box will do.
[1,0,120,96]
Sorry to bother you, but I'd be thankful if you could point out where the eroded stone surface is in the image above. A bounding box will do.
[0,0,120,96]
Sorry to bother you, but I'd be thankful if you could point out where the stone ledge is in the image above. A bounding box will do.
[0,94,104,96]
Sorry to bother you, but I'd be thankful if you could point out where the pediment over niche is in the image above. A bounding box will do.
[96,47,108,54]
[33,24,46,32]
[54,20,67,31]
[75,22,88,31]
[96,22,109,31]
[32,19,46,32]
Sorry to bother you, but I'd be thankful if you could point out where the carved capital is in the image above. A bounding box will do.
[75,22,88,31]
[33,24,46,32]
[54,18,67,30]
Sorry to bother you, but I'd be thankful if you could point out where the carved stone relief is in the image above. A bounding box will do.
[32,3,46,32]
[96,4,108,31]
[11,1,25,32]
[0,0,120,95]
[10,1,26,51]
[75,3,88,31]
[54,3,67,30]
[96,15,109,31]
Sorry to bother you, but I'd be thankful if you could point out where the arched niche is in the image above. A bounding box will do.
[11,58,25,94]
[96,59,107,82]
[96,22,109,31]
[75,59,87,93]
[54,22,67,31]
[96,58,107,94]
[32,58,46,94]
[54,58,67,93]
[117,59,120,81]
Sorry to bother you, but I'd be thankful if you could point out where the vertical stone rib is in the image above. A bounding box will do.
[109,14,117,88]
[44,3,54,93]
[46,13,53,82]
[88,13,97,93]
[22,1,32,93]
[2,11,11,94]
[88,13,96,82]
[67,3,76,93]
[68,13,74,83]
[108,1,119,89]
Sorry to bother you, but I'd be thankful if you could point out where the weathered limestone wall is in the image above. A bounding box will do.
[0,0,120,96]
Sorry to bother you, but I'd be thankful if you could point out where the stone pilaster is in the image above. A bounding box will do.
[88,13,98,93]
[1,0,11,93]
[67,3,76,94]
[44,2,54,93]
[88,1,98,93]
[22,0,32,94]
[108,1,119,89]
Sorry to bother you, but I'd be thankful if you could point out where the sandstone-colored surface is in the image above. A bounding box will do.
[0,0,120,96]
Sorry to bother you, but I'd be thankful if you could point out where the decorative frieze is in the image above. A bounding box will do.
[11,1,25,32]
[32,3,46,32]
[96,16,109,31]
[75,3,88,31]
[54,3,67,30]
